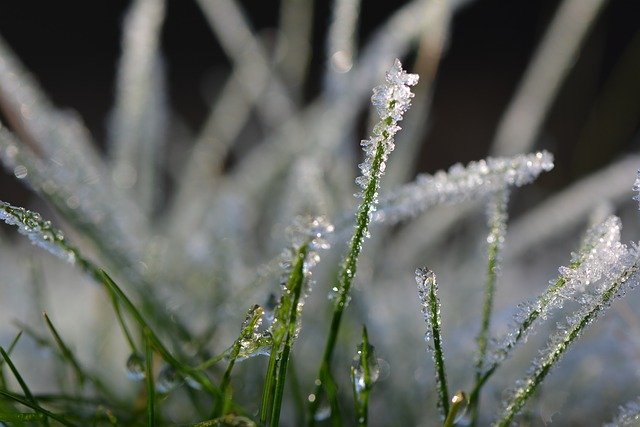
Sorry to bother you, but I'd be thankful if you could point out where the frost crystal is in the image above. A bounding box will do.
[496,244,640,426]
[489,216,628,367]
[415,267,440,350]
[0,201,76,264]
[270,216,334,343]
[374,151,554,224]
[355,59,418,200]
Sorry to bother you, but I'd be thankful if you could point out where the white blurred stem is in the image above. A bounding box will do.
[196,0,294,126]
[490,0,608,156]
[275,0,314,101]
[109,0,168,216]
[324,0,361,97]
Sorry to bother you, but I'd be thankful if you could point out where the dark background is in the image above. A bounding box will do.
[0,0,638,205]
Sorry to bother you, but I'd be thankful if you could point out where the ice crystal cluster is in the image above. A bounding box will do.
[0,0,638,426]
[374,150,554,224]
[270,215,334,343]
[356,59,418,199]
[0,201,75,264]
[488,215,628,366]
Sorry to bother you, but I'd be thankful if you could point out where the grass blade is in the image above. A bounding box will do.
[144,329,156,426]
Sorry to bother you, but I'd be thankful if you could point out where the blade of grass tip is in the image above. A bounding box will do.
[262,217,333,425]
[308,59,419,425]
[269,245,308,426]
[470,190,508,426]
[351,326,376,427]
[143,329,156,427]
[213,305,264,418]
[97,270,222,399]
[443,391,467,427]
[415,268,449,417]
[0,390,75,427]
[42,313,86,387]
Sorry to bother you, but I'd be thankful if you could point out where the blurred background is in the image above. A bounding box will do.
[0,0,638,204]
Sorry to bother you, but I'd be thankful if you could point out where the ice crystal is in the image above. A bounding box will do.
[233,305,272,361]
[374,151,554,224]
[489,216,628,367]
[604,397,640,427]
[416,267,439,350]
[496,246,640,426]
[0,201,76,264]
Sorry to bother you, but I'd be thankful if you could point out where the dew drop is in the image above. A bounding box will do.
[126,353,145,381]
[314,404,331,421]
[156,365,181,393]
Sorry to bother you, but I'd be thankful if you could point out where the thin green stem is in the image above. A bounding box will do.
[43,313,86,387]
[260,349,279,425]
[308,141,385,425]
[0,390,75,426]
[111,292,138,354]
[98,270,221,399]
[426,280,449,417]
[144,329,156,427]
[0,331,23,390]
[351,326,373,427]
[471,191,507,425]
[443,391,467,427]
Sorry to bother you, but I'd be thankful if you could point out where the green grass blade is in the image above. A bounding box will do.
[270,245,307,426]
[43,312,86,387]
[471,190,508,425]
[0,330,23,389]
[0,390,76,426]
[144,329,156,427]
[98,270,221,399]
[0,346,36,405]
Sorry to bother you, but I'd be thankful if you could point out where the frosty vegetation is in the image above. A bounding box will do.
[0,0,637,426]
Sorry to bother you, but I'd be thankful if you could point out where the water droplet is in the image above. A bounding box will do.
[156,365,181,393]
[314,404,331,421]
[126,353,145,381]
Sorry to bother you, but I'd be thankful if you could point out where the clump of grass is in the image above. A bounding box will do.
[0,0,638,425]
